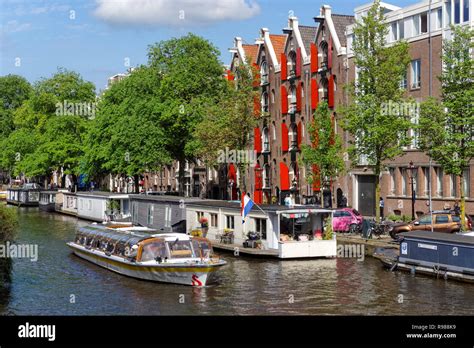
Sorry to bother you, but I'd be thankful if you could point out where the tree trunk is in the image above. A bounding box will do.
[178,157,185,197]
[460,173,466,230]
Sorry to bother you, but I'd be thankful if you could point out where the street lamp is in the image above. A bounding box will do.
[407,161,418,220]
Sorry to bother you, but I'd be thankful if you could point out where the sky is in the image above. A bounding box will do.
[0,0,419,93]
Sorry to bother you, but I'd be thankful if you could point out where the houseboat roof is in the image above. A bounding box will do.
[76,191,129,199]
[39,190,58,194]
[185,199,333,213]
[400,230,474,246]
[129,194,201,203]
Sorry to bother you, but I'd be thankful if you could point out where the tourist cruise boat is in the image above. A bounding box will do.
[67,223,226,286]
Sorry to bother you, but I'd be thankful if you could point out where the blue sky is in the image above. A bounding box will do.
[0,0,419,93]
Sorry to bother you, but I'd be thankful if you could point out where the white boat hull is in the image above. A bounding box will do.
[67,242,225,286]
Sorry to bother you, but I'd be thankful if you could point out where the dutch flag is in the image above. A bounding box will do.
[241,192,254,224]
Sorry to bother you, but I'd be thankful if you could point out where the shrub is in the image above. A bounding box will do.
[0,204,18,242]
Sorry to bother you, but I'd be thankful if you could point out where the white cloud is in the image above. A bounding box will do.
[93,0,260,27]
[1,20,31,33]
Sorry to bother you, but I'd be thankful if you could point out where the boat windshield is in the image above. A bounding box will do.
[192,238,212,258]
[140,240,168,262]
[168,240,194,258]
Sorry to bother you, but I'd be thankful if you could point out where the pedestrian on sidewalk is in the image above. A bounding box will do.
[379,197,385,220]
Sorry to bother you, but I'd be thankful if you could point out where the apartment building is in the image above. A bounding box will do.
[345,0,473,217]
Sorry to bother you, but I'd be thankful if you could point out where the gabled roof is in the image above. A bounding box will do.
[331,14,355,47]
[242,44,259,65]
[298,25,318,55]
[269,34,287,64]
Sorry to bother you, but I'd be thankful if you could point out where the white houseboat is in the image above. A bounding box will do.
[76,192,130,222]
[6,184,41,206]
[185,200,337,259]
[56,191,78,217]
[67,223,226,286]
[39,190,57,212]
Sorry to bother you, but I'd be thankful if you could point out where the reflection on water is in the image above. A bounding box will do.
[2,207,474,315]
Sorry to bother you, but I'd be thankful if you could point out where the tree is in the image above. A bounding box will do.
[1,69,96,186]
[192,61,258,195]
[339,0,411,221]
[418,25,474,228]
[84,66,170,192]
[301,101,345,207]
[148,34,227,196]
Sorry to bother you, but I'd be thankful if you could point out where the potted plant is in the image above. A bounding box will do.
[199,217,209,237]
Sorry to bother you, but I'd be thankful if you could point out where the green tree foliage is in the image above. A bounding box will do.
[84,65,170,191]
[147,33,227,195]
[339,0,411,221]
[192,61,257,193]
[301,101,345,207]
[0,69,96,184]
[419,25,474,227]
[0,204,18,242]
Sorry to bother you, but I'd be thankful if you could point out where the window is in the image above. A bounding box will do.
[410,60,421,89]
[210,213,218,228]
[164,205,171,228]
[263,164,270,188]
[464,0,470,22]
[255,218,267,240]
[390,22,398,42]
[450,174,456,197]
[389,168,395,195]
[225,215,235,229]
[436,167,443,197]
[401,168,407,196]
[260,61,268,84]
[147,205,154,225]
[463,168,470,198]
[261,92,269,113]
[413,15,420,35]
[196,211,204,221]
[400,71,408,89]
[420,13,428,33]
[454,0,461,23]
[435,215,449,224]
[418,215,432,224]
[289,124,298,150]
[423,167,430,196]
[436,8,443,29]
[398,20,405,39]
[262,128,270,152]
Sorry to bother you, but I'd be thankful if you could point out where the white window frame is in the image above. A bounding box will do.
[410,60,421,90]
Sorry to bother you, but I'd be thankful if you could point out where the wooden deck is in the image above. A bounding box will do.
[210,241,279,258]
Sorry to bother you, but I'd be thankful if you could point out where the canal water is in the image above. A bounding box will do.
[1,207,473,315]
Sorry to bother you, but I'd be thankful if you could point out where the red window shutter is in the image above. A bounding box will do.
[312,165,321,192]
[280,54,287,81]
[296,83,302,112]
[253,95,261,117]
[310,43,318,73]
[297,122,302,149]
[252,63,260,87]
[281,85,288,114]
[279,162,290,190]
[281,123,289,152]
[328,37,333,70]
[296,47,302,77]
[227,70,234,81]
[254,127,262,153]
[328,74,334,108]
[311,78,319,110]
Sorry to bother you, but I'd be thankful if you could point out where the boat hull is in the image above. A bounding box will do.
[67,242,225,286]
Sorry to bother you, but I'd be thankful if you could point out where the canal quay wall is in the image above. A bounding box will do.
[336,233,399,258]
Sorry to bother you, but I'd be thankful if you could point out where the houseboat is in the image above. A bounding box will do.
[129,194,202,233]
[6,184,41,206]
[39,191,57,212]
[185,200,337,259]
[67,223,227,286]
[376,230,474,283]
[76,192,130,222]
[56,191,78,217]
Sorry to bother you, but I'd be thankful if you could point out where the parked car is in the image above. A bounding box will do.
[389,211,472,239]
[333,208,363,232]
